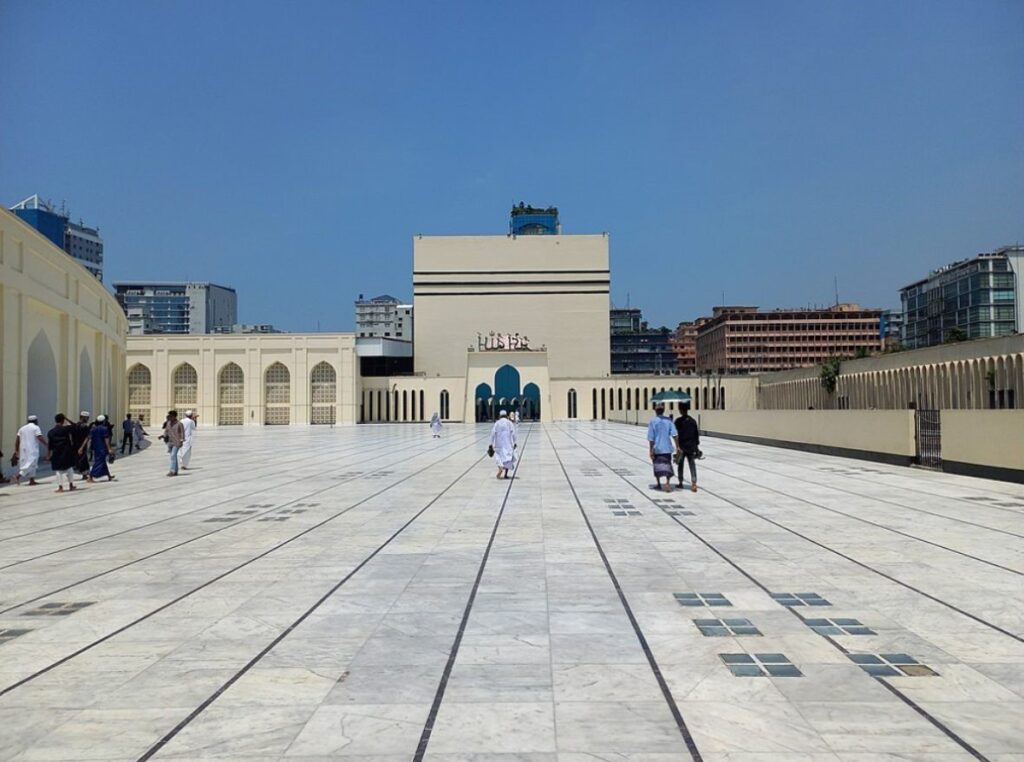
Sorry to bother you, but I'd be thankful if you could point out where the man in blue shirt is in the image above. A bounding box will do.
[646,403,676,492]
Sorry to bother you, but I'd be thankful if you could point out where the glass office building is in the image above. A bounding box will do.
[900,246,1023,349]
[114,282,237,335]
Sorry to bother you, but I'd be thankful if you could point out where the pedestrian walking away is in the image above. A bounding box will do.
[164,410,186,476]
[646,402,675,492]
[120,413,135,455]
[490,409,517,479]
[83,415,115,482]
[180,410,196,469]
[430,412,443,438]
[13,415,48,486]
[47,414,78,493]
[673,402,700,492]
[72,412,92,480]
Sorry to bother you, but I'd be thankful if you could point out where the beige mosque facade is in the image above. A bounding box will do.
[0,209,126,440]
[2,206,1021,452]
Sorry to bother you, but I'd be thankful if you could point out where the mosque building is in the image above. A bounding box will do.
[117,206,755,427]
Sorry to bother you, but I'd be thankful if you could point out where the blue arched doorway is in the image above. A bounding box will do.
[475,382,493,423]
[523,383,541,421]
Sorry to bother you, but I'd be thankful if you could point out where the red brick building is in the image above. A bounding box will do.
[695,304,883,373]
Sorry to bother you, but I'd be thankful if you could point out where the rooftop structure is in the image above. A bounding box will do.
[509,202,560,235]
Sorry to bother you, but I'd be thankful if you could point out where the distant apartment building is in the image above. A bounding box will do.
[696,304,883,373]
[900,246,1023,349]
[10,194,104,280]
[355,294,412,339]
[670,320,702,373]
[610,307,677,374]
[114,282,237,335]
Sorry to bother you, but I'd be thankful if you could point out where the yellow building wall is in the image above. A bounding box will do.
[0,208,126,441]
[125,333,358,426]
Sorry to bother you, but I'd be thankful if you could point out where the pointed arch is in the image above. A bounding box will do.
[172,362,198,409]
[218,362,245,425]
[494,364,521,401]
[439,389,450,420]
[310,361,337,424]
[523,382,541,421]
[127,363,152,422]
[475,382,493,422]
[264,362,291,425]
[26,331,58,420]
[567,388,578,419]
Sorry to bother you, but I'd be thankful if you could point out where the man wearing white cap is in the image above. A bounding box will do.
[489,409,517,480]
[13,415,48,486]
[179,410,196,469]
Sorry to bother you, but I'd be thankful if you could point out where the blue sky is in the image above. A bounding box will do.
[1,1,1021,330]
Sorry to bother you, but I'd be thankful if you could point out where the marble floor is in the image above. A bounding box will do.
[1,421,1022,761]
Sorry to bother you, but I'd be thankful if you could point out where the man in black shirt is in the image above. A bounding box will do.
[71,411,91,480]
[672,403,700,492]
[48,414,77,493]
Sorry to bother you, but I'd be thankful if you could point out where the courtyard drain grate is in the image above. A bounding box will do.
[771,592,831,607]
[666,509,695,516]
[0,628,32,643]
[257,516,290,522]
[203,517,236,523]
[695,618,761,636]
[720,653,802,677]
[848,653,938,677]
[227,509,259,515]
[675,592,731,607]
[21,602,95,617]
[246,503,274,509]
[804,617,875,636]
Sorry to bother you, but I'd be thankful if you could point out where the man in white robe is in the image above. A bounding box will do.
[430,413,443,438]
[13,415,48,486]
[179,410,197,469]
[490,410,517,479]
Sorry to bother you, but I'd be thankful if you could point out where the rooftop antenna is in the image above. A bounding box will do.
[834,276,839,307]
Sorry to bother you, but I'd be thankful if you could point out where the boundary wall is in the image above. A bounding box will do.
[940,410,1024,483]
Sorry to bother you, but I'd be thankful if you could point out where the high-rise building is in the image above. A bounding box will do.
[670,320,703,373]
[696,304,883,373]
[9,194,104,280]
[610,307,677,374]
[509,202,560,236]
[900,246,1023,349]
[355,294,413,339]
[114,282,237,335]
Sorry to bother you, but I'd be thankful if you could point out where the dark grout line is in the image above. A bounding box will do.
[413,424,534,762]
[577,424,1024,643]
[544,425,705,762]
[555,423,992,762]
[0,433,489,698]
[135,440,493,761]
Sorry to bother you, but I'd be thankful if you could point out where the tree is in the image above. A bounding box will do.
[819,356,842,399]
[854,347,870,359]
[944,327,968,343]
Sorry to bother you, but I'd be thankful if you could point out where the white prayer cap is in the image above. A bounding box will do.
[185,410,194,416]
[499,410,508,417]
[80,411,90,417]
[27,415,38,422]
[96,415,106,422]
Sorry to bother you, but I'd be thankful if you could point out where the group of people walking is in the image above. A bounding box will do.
[2,408,197,490]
